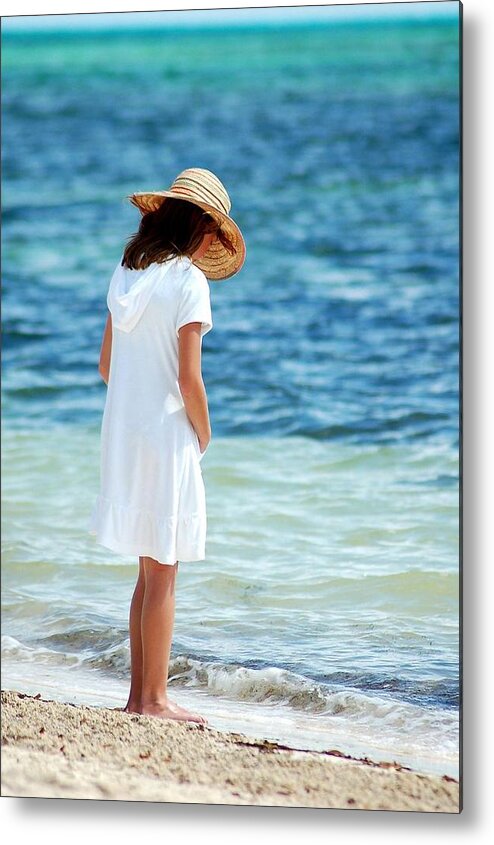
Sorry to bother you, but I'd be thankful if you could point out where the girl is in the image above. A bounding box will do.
[89,168,246,724]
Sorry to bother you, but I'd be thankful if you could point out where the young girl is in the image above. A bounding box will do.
[89,168,246,724]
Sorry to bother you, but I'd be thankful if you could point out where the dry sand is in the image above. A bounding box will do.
[1,690,460,811]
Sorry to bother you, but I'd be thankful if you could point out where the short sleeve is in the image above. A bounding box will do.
[175,270,213,338]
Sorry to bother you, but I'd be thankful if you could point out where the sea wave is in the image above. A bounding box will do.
[2,633,458,722]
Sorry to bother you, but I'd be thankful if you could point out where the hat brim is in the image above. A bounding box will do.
[128,191,246,281]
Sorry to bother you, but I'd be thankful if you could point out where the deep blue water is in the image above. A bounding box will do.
[2,20,460,446]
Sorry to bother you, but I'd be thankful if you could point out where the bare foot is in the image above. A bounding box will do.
[140,699,207,725]
[123,702,141,714]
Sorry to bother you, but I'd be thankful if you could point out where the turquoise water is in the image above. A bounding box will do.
[2,17,460,776]
[2,427,459,775]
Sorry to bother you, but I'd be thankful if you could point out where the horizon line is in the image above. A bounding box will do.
[1,3,461,33]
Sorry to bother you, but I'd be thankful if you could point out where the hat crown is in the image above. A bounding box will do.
[168,168,231,216]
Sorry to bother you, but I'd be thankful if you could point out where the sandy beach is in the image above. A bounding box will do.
[1,690,459,811]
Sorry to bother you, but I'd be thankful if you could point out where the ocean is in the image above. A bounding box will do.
[2,15,460,778]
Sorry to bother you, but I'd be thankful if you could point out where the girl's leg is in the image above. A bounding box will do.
[140,556,207,724]
[123,557,146,713]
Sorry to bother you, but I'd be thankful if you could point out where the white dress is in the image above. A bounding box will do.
[88,254,213,565]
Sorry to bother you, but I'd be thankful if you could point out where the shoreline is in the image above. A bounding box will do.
[1,690,460,811]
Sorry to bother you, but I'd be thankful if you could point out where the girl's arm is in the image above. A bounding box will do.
[178,322,211,453]
[98,312,112,385]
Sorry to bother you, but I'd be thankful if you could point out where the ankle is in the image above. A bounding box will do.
[141,693,168,707]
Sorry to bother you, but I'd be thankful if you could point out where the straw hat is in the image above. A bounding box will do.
[127,168,246,280]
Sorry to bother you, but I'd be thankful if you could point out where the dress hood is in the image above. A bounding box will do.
[107,256,191,333]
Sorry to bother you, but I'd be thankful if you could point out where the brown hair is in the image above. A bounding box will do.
[121,197,235,271]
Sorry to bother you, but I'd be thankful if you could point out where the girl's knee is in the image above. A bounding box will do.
[142,556,177,576]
